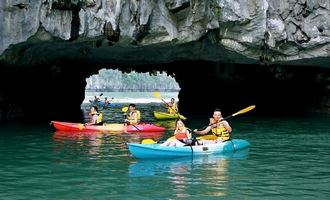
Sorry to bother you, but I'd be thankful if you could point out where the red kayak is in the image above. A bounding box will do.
[53,131,165,141]
[51,121,166,132]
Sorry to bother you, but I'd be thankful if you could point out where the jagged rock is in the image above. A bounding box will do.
[0,0,329,65]
[0,0,329,122]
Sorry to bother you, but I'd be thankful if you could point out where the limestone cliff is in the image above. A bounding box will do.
[1,0,330,66]
[0,0,329,122]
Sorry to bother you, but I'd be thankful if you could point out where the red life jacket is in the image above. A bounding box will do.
[175,130,188,140]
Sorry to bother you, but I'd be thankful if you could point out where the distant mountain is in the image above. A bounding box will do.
[86,69,180,91]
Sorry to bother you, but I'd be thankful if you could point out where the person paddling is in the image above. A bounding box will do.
[193,108,232,144]
[166,98,178,114]
[124,104,141,133]
[86,106,103,125]
[104,97,110,107]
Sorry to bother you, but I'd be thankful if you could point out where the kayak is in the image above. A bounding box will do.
[51,121,166,132]
[153,111,187,120]
[89,100,123,108]
[127,139,250,159]
[54,130,165,140]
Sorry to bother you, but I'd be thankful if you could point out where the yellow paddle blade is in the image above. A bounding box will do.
[196,135,218,140]
[178,114,187,120]
[122,106,128,112]
[232,105,256,117]
[153,91,161,99]
[77,123,84,130]
[141,139,157,144]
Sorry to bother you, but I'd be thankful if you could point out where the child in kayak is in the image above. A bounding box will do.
[161,119,192,146]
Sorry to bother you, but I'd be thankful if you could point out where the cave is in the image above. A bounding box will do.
[1,0,330,123]
[0,37,329,123]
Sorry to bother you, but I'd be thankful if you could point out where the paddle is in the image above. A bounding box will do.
[141,139,157,144]
[121,106,141,132]
[197,105,256,131]
[153,91,187,120]
[153,91,170,106]
[141,134,210,145]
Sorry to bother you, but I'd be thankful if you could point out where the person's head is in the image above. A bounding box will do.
[91,106,98,113]
[128,104,136,111]
[105,97,107,100]
[213,108,222,120]
[171,98,175,103]
[176,119,186,129]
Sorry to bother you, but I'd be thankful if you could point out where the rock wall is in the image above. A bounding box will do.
[0,0,329,122]
[1,0,330,65]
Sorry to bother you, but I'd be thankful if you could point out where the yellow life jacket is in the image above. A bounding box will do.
[167,102,178,114]
[211,122,230,141]
[128,110,141,124]
[96,113,103,124]
[91,112,103,124]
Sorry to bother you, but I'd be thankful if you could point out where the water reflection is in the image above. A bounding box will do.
[53,131,164,157]
[129,149,248,177]
[128,150,249,197]
[153,120,177,130]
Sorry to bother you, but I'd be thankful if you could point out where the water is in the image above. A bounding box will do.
[0,99,329,199]
[83,91,179,104]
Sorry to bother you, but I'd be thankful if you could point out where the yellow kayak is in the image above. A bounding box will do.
[153,111,187,120]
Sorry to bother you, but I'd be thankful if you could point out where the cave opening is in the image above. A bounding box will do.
[81,68,181,123]
[0,55,329,124]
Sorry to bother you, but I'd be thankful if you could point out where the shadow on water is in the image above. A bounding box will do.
[128,149,250,177]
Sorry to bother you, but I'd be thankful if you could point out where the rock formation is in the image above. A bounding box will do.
[0,0,329,122]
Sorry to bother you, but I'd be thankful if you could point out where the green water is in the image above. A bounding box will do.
[0,103,329,199]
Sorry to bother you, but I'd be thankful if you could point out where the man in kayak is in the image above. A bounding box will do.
[124,104,141,132]
[193,108,232,144]
[104,97,110,107]
[94,96,100,102]
[161,119,192,146]
[166,98,178,114]
[86,106,103,125]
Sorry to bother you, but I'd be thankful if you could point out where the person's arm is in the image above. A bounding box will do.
[174,102,178,112]
[91,114,98,124]
[186,129,192,139]
[222,120,232,132]
[209,118,214,125]
[132,112,138,124]
[194,126,212,135]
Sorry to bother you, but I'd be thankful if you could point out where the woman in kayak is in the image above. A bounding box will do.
[86,106,103,125]
[161,119,192,146]
[194,108,232,144]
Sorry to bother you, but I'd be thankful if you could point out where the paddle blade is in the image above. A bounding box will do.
[196,135,218,140]
[179,114,187,120]
[232,105,256,117]
[99,93,103,96]
[141,139,157,144]
[153,91,161,99]
[122,106,128,112]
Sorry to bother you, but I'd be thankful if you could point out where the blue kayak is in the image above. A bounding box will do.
[127,139,250,159]
[89,100,123,108]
